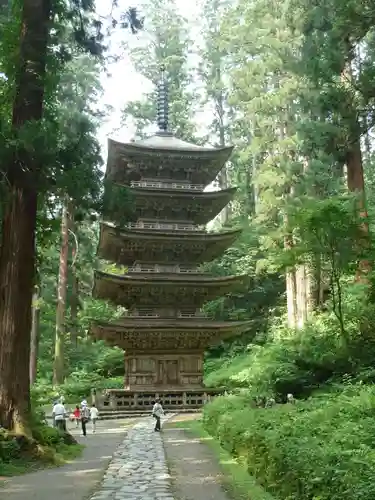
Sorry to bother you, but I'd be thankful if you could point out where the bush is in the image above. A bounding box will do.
[203,385,375,500]
[0,431,21,462]
[32,426,62,447]
[32,375,124,406]
[204,309,375,398]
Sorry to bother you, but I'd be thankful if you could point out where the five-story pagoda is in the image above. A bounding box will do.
[90,71,250,411]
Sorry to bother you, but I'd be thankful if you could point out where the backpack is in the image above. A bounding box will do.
[81,406,90,421]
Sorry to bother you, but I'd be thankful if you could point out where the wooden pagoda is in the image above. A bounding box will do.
[90,72,249,412]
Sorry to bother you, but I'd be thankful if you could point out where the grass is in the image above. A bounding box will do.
[0,442,83,479]
[165,418,275,500]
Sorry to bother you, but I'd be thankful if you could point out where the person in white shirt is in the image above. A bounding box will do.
[52,402,67,431]
[90,404,99,433]
[152,399,164,432]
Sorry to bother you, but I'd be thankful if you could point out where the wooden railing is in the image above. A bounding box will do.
[128,264,200,274]
[130,180,204,191]
[97,389,221,410]
[127,221,205,231]
[127,309,207,319]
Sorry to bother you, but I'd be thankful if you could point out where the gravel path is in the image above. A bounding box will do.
[0,419,134,500]
[162,423,231,500]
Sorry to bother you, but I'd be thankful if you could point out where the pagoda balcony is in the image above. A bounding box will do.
[127,221,205,232]
[130,180,204,191]
[125,309,208,319]
[127,264,203,274]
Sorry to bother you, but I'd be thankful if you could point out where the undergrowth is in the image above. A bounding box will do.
[202,385,375,500]
[0,410,83,477]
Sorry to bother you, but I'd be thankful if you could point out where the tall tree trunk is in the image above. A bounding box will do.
[30,285,41,385]
[70,215,79,347]
[215,66,231,224]
[70,274,79,346]
[284,228,297,328]
[346,138,370,276]
[342,54,370,277]
[0,0,51,432]
[53,201,70,385]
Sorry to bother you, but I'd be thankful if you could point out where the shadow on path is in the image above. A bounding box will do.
[162,426,231,500]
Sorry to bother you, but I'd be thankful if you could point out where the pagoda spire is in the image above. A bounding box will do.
[156,64,170,134]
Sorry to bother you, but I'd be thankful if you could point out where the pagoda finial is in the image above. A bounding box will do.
[156,64,169,134]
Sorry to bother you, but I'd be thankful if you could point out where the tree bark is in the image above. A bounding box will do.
[69,208,80,346]
[216,67,231,224]
[30,286,41,385]
[284,230,297,328]
[0,0,51,432]
[70,233,80,347]
[342,55,370,277]
[53,202,70,385]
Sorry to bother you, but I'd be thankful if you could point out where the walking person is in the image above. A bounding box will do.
[52,400,67,432]
[73,405,81,427]
[152,398,164,432]
[90,404,99,433]
[52,400,58,427]
[81,403,90,436]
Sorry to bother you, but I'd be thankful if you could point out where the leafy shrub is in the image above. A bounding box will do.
[204,308,375,398]
[32,375,124,405]
[32,426,62,447]
[203,385,375,500]
[0,431,21,462]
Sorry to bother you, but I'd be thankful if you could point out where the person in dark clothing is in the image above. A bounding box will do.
[152,398,164,432]
[81,404,90,436]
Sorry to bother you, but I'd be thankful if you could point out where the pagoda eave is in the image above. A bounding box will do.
[97,222,242,265]
[106,137,234,186]
[93,270,247,308]
[90,319,251,351]
[116,185,237,225]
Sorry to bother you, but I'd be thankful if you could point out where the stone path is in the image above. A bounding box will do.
[0,419,133,500]
[90,418,174,500]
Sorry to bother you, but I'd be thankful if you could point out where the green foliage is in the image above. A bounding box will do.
[122,0,197,140]
[203,386,375,500]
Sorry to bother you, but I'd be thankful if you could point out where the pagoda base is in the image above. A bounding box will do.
[124,351,205,389]
[96,387,224,412]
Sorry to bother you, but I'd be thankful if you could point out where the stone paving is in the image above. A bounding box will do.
[90,417,175,500]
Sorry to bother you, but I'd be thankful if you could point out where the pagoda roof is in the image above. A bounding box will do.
[118,185,236,225]
[106,136,233,186]
[90,318,251,351]
[93,270,247,309]
[98,222,242,265]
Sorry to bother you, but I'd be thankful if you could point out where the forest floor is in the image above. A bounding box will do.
[0,419,136,500]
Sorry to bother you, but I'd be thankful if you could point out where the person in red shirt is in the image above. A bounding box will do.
[73,405,81,427]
